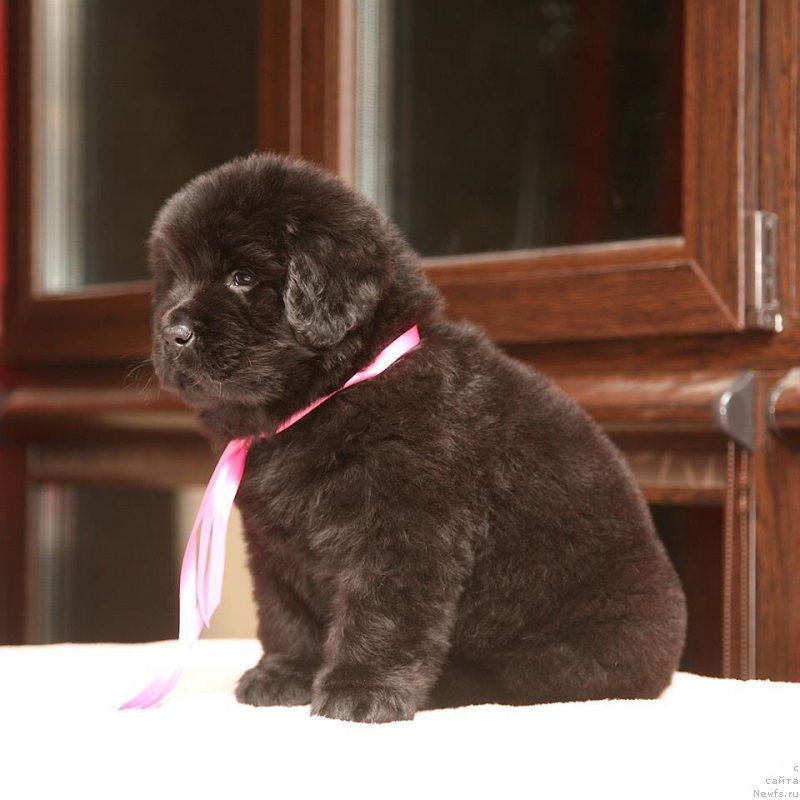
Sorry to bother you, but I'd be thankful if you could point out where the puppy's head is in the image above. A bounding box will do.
[148,153,438,411]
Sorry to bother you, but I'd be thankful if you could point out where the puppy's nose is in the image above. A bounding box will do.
[165,324,194,348]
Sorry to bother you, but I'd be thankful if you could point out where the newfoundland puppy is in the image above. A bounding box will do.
[149,153,687,722]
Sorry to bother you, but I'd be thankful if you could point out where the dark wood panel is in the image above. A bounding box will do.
[722,442,754,679]
[433,261,737,344]
[4,289,152,364]
[298,0,351,174]
[769,367,800,433]
[508,330,800,378]
[258,0,748,344]
[760,0,799,316]
[415,0,751,341]
[2,385,182,415]
[0,368,734,431]
[0,440,26,644]
[683,0,751,323]
[653,504,724,677]
[0,0,7,344]
[557,372,735,429]
[31,438,214,489]
[259,0,293,155]
[644,486,724,507]
[3,0,155,364]
[0,0,771,361]
[754,372,800,680]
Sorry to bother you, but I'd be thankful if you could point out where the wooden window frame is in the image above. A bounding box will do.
[4,0,764,365]
[266,0,761,344]
[4,0,277,365]
[3,0,798,678]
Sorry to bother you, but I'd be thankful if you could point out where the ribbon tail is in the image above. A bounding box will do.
[118,543,205,710]
[196,510,215,628]
[200,442,249,620]
[194,441,241,625]
[202,505,228,622]
[118,438,250,710]
[118,526,204,710]
[118,671,182,711]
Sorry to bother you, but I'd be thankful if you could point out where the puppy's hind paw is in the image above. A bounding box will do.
[311,672,417,723]
[235,655,314,707]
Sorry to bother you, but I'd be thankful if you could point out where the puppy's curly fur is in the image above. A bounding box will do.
[149,153,687,723]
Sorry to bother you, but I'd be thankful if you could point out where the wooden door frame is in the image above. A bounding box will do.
[2,0,766,365]
[264,0,759,344]
[3,0,278,365]
[3,0,799,682]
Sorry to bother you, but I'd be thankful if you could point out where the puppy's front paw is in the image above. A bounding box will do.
[235,655,314,707]
[311,666,417,723]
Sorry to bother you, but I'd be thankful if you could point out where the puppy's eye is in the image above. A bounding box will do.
[229,270,256,289]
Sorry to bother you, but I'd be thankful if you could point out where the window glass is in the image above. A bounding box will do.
[32,0,259,293]
[356,0,683,256]
[32,484,178,642]
[30,483,256,643]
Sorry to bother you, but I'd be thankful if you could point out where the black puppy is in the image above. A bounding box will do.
[149,153,686,723]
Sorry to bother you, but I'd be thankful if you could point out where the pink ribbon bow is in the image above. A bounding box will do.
[120,325,421,709]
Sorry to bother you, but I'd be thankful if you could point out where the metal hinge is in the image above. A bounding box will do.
[745,211,782,331]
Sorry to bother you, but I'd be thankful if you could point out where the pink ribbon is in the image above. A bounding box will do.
[120,325,421,709]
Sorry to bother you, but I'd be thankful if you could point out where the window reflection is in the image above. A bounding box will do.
[32,0,259,293]
[32,484,177,642]
[356,0,683,257]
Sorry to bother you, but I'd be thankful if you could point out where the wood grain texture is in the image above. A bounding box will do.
[433,260,738,344]
[2,0,800,680]
[0,0,764,363]
[510,0,798,372]
[683,0,750,323]
[754,372,800,680]
[298,0,349,173]
[30,436,214,489]
[654,505,724,676]
[644,486,725,507]
[0,439,26,644]
[0,0,7,341]
[760,0,799,315]
[2,385,183,416]
[419,0,751,342]
[3,1,154,365]
[5,290,153,363]
[259,0,293,155]
[251,0,748,346]
[768,367,800,433]
[556,372,735,429]
[722,442,754,679]
[5,0,352,365]
[0,369,734,430]
[0,0,25,645]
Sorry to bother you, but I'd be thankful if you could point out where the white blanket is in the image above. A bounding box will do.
[1,639,798,799]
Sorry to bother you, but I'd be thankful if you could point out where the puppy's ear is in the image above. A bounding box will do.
[284,235,382,348]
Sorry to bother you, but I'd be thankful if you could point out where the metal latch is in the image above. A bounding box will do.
[745,211,782,331]
[713,371,756,450]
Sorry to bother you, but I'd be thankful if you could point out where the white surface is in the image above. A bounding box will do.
[1,639,798,799]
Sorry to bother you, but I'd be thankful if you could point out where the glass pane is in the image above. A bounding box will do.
[356,0,683,257]
[29,483,256,643]
[31,484,178,642]
[32,0,259,293]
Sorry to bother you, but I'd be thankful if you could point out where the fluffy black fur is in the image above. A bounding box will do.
[149,153,687,723]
